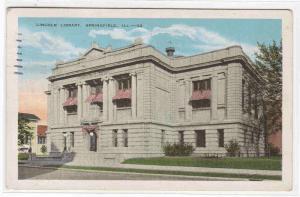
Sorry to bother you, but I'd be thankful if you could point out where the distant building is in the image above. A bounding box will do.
[36,125,48,154]
[46,40,265,165]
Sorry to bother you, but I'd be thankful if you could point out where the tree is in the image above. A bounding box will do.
[254,40,282,153]
[18,116,34,145]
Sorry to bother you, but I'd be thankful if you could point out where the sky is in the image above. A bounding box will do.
[18,18,281,124]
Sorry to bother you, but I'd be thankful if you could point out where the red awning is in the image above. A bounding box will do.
[82,125,97,132]
[112,89,132,100]
[86,93,103,104]
[190,90,211,101]
[63,97,77,107]
[86,94,96,103]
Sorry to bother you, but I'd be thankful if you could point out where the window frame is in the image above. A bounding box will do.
[218,129,224,147]
[195,130,206,147]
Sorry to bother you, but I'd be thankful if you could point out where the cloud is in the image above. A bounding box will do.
[89,24,257,58]
[21,28,86,60]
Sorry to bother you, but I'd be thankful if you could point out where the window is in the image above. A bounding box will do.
[123,129,128,147]
[90,132,97,152]
[113,130,118,147]
[191,79,211,109]
[191,100,211,109]
[195,130,206,147]
[116,100,131,108]
[68,88,77,98]
[63,132,67,151]
[38,136,46,144]
[178,131,184,145]
[193,79,211,91]
[70,132,74,148]
[161,130,165,147]
[118,78,131,90]
[64,86,78,114]
[218,129,224,147]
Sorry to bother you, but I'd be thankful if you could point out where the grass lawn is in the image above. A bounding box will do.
[122,156,281,171]
[52,165,281,180]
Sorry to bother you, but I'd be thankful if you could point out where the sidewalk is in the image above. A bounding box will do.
[113,163,281,176]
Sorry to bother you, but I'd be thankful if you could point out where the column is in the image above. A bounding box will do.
[130,72,137,119]
[108,77,115,122]
[211,75,218,120]
[53,89,59,125]
[77,83,82,122]
[102,77,108,122]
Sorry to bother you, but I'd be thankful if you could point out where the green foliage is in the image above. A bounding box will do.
[40,145,47,154]
[268,143,281,156]
[225,139,241,157]
[123,156,281,171]
[254,40,282,135]
[18,116,34,145]
[18,153,29,160]
[163,143,195,156]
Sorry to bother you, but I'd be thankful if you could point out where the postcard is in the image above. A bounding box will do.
[5,8,293,191]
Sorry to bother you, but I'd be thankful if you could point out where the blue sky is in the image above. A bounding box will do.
[18,18,281,81]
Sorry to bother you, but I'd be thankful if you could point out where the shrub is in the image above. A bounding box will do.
[40,145,47,154]
[18,153,29,160]
[268,143,280,156]
[163,143,195,156]
[225,139,241,157]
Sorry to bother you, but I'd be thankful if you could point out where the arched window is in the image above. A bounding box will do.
[89,132,97,152]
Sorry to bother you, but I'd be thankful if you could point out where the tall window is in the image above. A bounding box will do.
[64,86,78,114]
[90,132,97,152]
[63,132,67,151]
[195,130,206,147]
[178,131,184,145]
[218,129,224,147]
[123,129,128,147]
[113,130,118,147]
[191,79,211,109]
[161,130,165,147]
[70,132,74,148]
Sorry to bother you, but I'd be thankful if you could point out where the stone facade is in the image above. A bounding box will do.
[46,40,265,165]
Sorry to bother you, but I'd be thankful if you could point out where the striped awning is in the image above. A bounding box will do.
[190,90,211,101]
[112,89,132,100]
[63,97,77,107]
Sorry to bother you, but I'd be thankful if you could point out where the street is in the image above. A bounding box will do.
[18,166,234,180]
